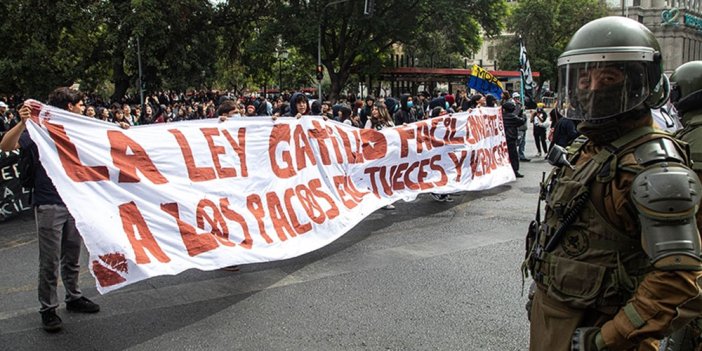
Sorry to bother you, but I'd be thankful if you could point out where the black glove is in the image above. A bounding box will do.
[571,327,606,351]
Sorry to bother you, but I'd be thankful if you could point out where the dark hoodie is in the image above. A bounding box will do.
[359,95,375,127]
[385,97,400,115]
[429,96,447,111]
[284,92,309,116]
[393,93,418,125]
[501,100,526,141]
[310,100,322,115]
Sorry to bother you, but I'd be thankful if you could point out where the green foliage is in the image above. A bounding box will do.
[276,0,508,100]
[103,0,219,99]
[496,0,610,91]
[0,0,507,101]
[0,1,105,98]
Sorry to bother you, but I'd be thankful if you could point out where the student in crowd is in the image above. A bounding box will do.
[284,92,310,118]
[98,106,111,121]
[416,91,431,119]
[359,95,375,127]
[339,106,360,127]
[321,101,334,120]
[485,94,497,107]
[393,93,419,125]
[85,105,96,118]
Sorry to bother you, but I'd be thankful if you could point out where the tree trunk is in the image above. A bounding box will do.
[329,71,349,103]
[111,53,130,102]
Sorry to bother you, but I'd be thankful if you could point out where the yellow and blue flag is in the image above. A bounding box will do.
[467,65,504,97]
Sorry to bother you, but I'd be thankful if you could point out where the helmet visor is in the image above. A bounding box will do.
[558,61,649,120]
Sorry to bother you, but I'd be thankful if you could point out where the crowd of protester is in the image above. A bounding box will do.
[0,88,563,185]
[2,86,560,209]
[0,87,564,201]
[0,87,551,131]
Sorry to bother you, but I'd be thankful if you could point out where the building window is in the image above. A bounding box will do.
[638,15,644,23]
[633,0,641,6]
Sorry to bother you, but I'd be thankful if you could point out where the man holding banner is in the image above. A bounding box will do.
[0,87,101,332]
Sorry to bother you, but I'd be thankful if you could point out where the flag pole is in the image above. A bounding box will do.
[519,36,525,113]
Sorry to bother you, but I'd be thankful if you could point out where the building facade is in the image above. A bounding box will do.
[609,0,702,73]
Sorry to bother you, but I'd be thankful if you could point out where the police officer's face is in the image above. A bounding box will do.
[577,67,625,91]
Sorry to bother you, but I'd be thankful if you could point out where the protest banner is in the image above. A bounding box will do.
[467,65,504,97]
[0,150,32,222]
[22,100,514,293]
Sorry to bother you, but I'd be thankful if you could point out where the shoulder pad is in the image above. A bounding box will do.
[632,164,701,219]
[632,137,686,166]
[632,164,702,270]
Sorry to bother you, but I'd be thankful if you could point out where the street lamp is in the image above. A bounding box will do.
[277,49,289,95]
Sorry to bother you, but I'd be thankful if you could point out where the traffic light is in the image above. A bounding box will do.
[316,65,324,81]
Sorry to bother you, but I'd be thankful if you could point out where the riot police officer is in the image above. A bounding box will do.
[524,17,702,351]
[671,61,702,228]
[665,61,702,350]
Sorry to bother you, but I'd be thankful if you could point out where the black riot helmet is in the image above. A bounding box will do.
[557,17,669,121]
[670,61,702,115]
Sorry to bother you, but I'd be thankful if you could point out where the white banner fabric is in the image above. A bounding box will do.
[23,100,514,293]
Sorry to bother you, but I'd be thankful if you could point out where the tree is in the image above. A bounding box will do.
[212,1,283,93]
[102,0,219,101]
[0,1,107,98]
[0,0,508,101]
[497,0,609,92]
[275,0,507,101]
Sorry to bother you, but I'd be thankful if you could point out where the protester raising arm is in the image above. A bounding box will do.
[0,103,31,151]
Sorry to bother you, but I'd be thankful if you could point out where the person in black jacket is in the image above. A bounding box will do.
[501,92,526,178]
[393,93,419,125]
[359,95,375,127]
[283,92,310,117]
[551,117,580,148]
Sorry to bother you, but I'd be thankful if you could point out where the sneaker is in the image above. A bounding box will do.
[515,172,525,178]
[384,204,396,210]
[41,309,62,333]
[66,296,100,313]
[430,193,446,202]
[444,195,455,203]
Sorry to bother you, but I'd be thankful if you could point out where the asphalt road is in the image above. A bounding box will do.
[0,133,551,351]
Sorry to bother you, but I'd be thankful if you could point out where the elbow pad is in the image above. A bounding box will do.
[631,163,702,270]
